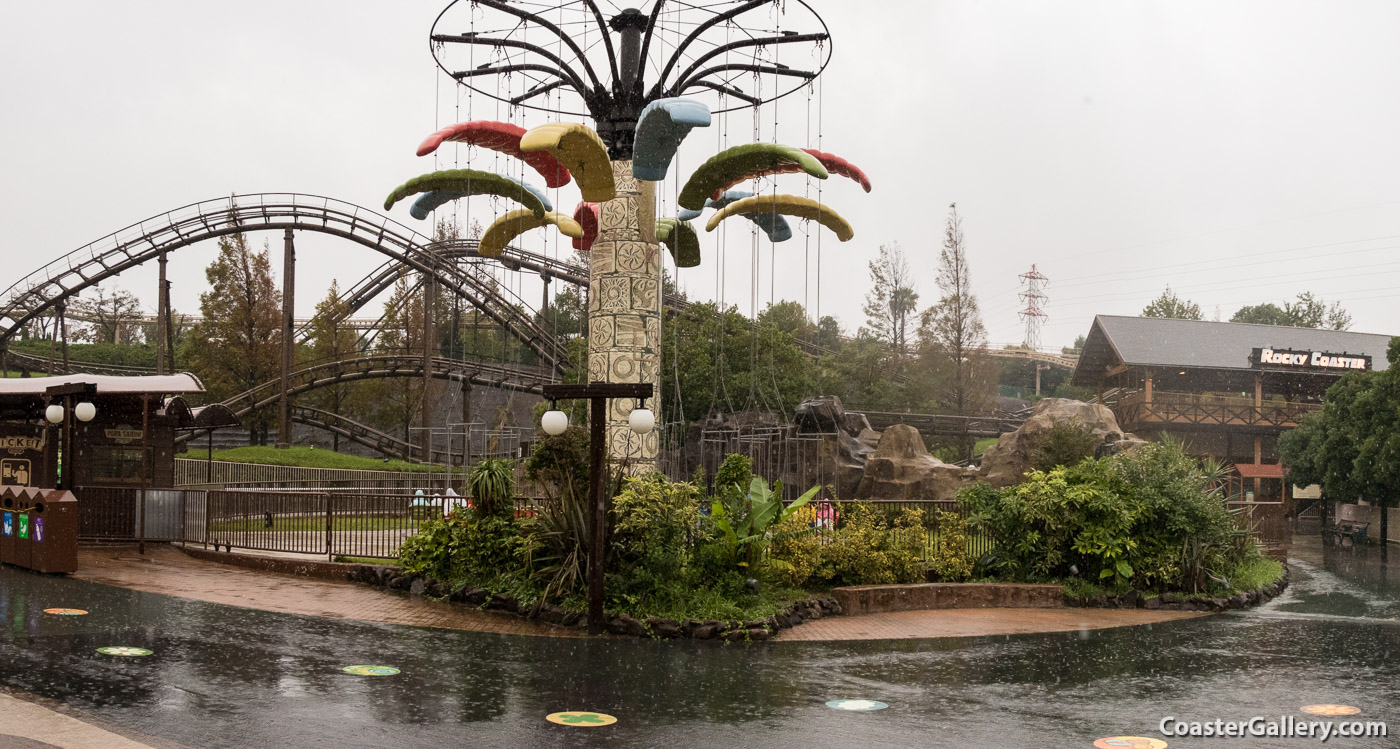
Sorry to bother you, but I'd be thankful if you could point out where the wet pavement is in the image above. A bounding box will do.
[1,535,1397,748]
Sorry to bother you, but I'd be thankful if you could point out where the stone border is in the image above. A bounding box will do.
[833,582,1065,616]
[341,562,844,641]
[1066,565,1291,612]
[177,547,373,581]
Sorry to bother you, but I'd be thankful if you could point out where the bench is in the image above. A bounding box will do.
[1322,520,1370,547]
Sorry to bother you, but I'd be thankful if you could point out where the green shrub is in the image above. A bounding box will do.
[959,441,1255,593]
[398,512,526,583]
[926,510,973,582]
[1028,422,1100,473]
[713,453,753,495]
[811,504,927,587]
[769,513,824,587]
[525,428,589,499]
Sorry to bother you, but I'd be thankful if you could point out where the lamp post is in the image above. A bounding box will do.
[540,381,653,635]
[44,382,97,490]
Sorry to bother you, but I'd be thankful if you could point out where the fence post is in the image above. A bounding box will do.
[325,493,333,562]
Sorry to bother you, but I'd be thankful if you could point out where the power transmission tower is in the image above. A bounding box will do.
[1018,265,1049,350]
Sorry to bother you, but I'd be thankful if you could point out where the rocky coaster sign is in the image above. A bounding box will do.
[546,711,617,726]
[342,665,400,676]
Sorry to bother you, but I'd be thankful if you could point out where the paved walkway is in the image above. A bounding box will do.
[74,546,1205,641]
[74,546,585,638]
[0,691,182,749]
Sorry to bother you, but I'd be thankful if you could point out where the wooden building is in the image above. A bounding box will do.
[0,374,236,490]
[1071,315,1393,500]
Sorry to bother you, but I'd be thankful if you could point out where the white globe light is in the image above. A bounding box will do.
[44,405,64,424]
[74,402,97,422]
[628,407,655,435]
[541,409,569,436]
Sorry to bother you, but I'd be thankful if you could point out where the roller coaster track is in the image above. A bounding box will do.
[286,405,451,463]
[0,194,567,370]
[4,348,156,376]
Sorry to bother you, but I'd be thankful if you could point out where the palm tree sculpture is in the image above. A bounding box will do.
[383,0,872,466]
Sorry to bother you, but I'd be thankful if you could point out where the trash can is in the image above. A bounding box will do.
[6,487,45,571]
[27,490,78,574]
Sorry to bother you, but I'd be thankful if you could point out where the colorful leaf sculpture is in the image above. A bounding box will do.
[520,123,616,202]
[705,194,854,242]
[479,210,584,258]
[408,175,551,221]
[632,98,712,182]
[415,120,572,188]
[572,202,600,251]
[678,143,828,211]
[709,148,872,199]
[679,191,792,242]
[384,169,547,218]
[656,218,701,268]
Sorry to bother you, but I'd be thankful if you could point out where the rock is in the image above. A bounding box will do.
[409,578,428,596]
[745,627,770,641]
[691,623,719,640]
[1160,592,1180,604]
[1181,601,1201,611]
[856,424,980,501]
[978,398,1128,487]
[427,580,449,598]
[794,395,850,434]
[387,575,411,591]
[463,588,489,606]
[856,428,883,451]
[1143,596,1162,610]
[1099,432,1151,457]
[840,411,872,437]
[650,618,683,639]
[607,613,648,637]
[350,565,375,583]
[485,594,519,613]
[560,610,582,627]
[537,605,566,624]
[1120,590,1140,608]
[720,629,748,642]
[448,585,471,603]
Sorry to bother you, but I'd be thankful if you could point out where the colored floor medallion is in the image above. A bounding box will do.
[545,711,617,726]
[1093,738,1168,749]
[1300,704,1361,716]
[825,699,889,711]
[96,647,152,657]
[341,665,400,676]
[42,608,87,616]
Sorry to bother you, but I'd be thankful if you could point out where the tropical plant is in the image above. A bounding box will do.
[709,477,818,574]
[468,458,516,517]
[926,510,974,582]
[1028,422,1101,473]
[810,503,927,586]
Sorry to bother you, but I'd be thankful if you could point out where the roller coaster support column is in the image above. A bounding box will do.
[420,274,437,462]
[156,253,169,376]
[587,161,661,470]
[278,229,295,448]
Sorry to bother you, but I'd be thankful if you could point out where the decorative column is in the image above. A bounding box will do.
[587,161,662,468]
[277,229,295,448]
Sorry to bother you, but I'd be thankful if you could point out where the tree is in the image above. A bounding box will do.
[661,302,810,423]
[1142,286,1203,320]
[1280,337,1400,556]
[188,233,281,444]
[70,284,144,344]
[1062,334,1086,356]
[1233,293,1351,330]
[305,280,366,451]
[917,204,995,456]
[860,242,919,354]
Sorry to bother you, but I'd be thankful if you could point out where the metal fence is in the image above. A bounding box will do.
[797,499,996,561]
[173,459,465,492]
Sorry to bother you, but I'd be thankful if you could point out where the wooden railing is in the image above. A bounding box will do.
[1115,390,1321,430]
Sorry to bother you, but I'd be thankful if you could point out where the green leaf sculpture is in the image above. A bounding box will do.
[655,218,701,268]
[677,143,828,211]
[383,169,547,218]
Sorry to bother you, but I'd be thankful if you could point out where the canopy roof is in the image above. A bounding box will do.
[1072,316,1394,386]
[1235,463,1286,479]
[0,373,205,396]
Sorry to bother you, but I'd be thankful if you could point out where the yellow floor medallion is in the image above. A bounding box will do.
[546,711,617,727]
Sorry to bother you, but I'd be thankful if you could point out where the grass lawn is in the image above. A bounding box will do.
[207,446,461,474]
[334,555,400,565]
[973,437,1000,455]
[209,516,422,533]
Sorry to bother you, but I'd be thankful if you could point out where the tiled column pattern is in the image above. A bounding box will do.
[588,160,661,468]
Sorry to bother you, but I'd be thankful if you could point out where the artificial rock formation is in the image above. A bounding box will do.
[855,424,979,502]
[977,398,1145,487]
[793,395,872,499]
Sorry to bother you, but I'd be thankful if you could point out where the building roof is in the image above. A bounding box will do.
[0,373,206,396]
[1073,315,1394,385]
[1235,463,1286,479]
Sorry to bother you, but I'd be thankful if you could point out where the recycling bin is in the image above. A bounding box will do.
[0,495,14,567]
[27,490,78,574]
[6,487,43,571]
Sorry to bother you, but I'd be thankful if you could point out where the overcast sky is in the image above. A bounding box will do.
[3,0,1398,351]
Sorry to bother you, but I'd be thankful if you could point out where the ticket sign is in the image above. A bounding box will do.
[2,511,11,536]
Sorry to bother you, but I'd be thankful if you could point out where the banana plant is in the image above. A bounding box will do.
[710,477,820,572]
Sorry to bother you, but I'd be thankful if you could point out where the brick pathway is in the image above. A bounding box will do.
[774,606,1205,641]
[73,546,585,638]
[73,546,1204,642]
[0,691,183,749]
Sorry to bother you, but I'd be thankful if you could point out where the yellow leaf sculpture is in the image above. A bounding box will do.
[705,194,853,242]
[479,210,584,258]
[519,123,616,203]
